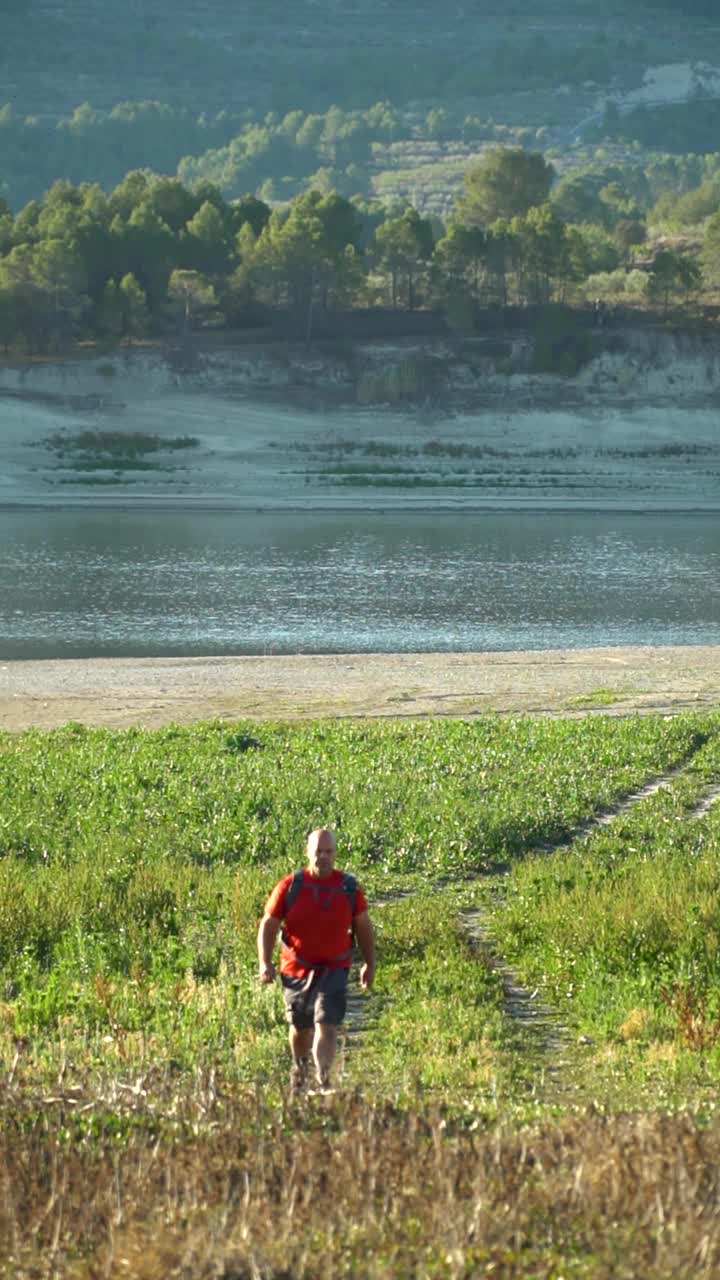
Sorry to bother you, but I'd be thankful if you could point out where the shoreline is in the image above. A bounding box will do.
[2,645,718,730]
[3,499,720,515]
[2,336,720,511]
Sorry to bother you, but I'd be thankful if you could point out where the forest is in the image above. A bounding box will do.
[1,138,720,356]
[1,0,720,354]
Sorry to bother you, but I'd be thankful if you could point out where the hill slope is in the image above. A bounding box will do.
[3,0,717,120]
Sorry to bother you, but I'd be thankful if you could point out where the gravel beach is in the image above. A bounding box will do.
[1,646,718,730]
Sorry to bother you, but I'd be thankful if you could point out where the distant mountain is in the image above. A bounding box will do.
[2,0,716,121]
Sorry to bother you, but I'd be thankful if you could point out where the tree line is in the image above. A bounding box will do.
[1,147,719,355]
[4,85,720,220]
[0,97,544,211]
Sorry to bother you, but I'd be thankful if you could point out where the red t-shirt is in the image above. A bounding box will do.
[265,869,368,977]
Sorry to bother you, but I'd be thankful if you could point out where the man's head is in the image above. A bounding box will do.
[306,827,337,878]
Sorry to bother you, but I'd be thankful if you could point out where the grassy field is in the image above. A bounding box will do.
[1,712,720,1276]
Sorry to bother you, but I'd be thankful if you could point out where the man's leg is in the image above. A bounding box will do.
[312,970,348,1086]
[312,1021,338,1087]
[288,1026,313,1092]
[282,974,314,1088]
[289,1025,313,1066]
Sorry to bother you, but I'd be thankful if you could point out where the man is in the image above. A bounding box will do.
[257,827,375,1090]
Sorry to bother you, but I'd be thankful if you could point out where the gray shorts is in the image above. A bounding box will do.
[281,967,349,1029]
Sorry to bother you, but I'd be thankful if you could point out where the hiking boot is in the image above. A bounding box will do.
[315,1066,331,1091]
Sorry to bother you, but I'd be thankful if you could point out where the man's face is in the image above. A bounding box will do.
[307,829,337,878]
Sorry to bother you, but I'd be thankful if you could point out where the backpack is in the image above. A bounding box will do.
[281,869,359,967]
[284,868,358,917]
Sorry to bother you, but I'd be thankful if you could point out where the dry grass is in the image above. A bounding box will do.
[618,1008,651,1042]
[2,1074,720,1278]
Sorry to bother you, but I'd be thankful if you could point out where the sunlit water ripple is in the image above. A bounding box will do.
[0,511,718,658]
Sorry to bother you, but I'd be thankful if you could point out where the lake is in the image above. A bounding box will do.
[0,510,718,659]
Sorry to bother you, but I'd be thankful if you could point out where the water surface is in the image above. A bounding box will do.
[0,511,718,659]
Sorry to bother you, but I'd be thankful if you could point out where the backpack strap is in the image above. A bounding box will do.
[284,868,307,916]
[342,872,358,947]
[283,869,358,917]
[341,872,357,919]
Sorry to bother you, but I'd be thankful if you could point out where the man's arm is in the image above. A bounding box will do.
[353,911,376,990]
[257,913,282,983]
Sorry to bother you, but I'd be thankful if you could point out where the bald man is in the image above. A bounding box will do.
[257,828,375,1091]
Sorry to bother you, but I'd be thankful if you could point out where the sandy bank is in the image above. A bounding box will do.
[1,336,720,510]
[1,646,718,730]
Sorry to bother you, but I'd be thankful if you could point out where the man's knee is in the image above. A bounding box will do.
[290,1025,313,1045]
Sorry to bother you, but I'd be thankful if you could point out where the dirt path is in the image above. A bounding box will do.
[458,755,720,1103]
[1,644,718,731]
[340,758,720,1098]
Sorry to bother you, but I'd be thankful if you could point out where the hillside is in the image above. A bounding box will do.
[2,0,720,219]
[3,0,718,122]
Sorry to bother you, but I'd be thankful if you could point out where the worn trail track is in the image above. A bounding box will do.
[341,758,720,1100]
[686,783,720,821]
[460,762,720,1100]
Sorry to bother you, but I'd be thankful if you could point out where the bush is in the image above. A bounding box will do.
[530,306,593,376]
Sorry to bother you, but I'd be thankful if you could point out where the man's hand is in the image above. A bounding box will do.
[354,911,376,992]
[257,914,282,984]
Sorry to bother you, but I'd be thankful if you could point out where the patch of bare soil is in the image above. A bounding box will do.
[0,645,718,731]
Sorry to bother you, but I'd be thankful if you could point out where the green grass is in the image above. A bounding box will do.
[3,712,720,1274]
[485,730,720,1097]
[0,713,713,1075]
[566,687,626,708]
[358,891,504,1099]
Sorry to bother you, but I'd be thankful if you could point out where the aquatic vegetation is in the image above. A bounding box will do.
[40,430,199,474]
